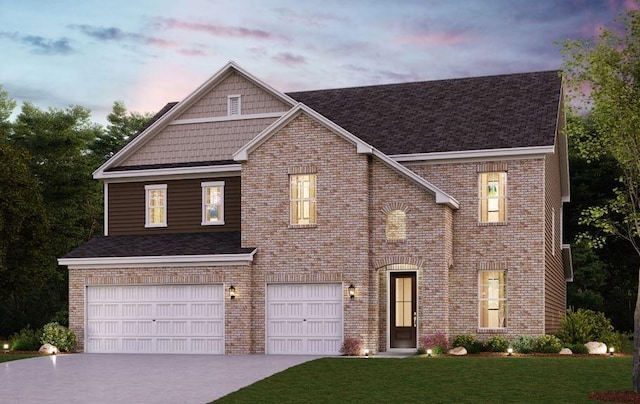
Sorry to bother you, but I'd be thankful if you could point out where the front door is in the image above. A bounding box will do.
[390,272,417,348]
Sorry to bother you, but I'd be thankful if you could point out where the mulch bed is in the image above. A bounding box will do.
[589,391,640,403]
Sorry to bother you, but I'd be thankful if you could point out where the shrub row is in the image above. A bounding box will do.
[10,322,76,352]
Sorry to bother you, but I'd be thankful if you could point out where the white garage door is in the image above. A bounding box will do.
[86,284,224,354]
[267,283,343,355]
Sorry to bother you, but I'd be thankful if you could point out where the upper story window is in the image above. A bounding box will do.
[290,174,316,226]
[145,184,167,227]
[227,95,241,116]
[479,172,507,223]
[386,210,407,241]
[478,270,507,329]
[202,181,225,225]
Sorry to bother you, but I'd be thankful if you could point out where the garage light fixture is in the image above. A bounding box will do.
[229,285,236,300]
[348,284,355,299]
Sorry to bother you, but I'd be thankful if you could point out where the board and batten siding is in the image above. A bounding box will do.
[107,176,240,235]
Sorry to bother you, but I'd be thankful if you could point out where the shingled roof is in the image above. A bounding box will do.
[62,232,254,258]
[287,71,562,155]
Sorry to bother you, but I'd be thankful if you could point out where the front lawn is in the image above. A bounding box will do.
[214,356,632,403]
[0,353,39,363]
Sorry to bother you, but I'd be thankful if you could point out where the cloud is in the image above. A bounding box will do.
[0,32,73,55]
[396,32,471,47]
[70,24,177,48]
[272,52,306,65]
[178,48,207,56]
[154,17,283,41]
[273,7,348,27]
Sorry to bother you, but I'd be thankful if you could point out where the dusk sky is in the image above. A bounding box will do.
[1,0,636,124]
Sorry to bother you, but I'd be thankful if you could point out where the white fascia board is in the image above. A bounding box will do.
[169,112,285,126]
[233,103,373,161]
[58,250,257,269]
[562,244,573,282]
[94,61,298,177]
[372,149,460,210]
[94,164,242,181]
[390,145,555,163]
[557,90,571,204]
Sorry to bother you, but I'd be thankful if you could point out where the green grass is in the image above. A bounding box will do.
[214,356,632,403]
[0,353,39,363]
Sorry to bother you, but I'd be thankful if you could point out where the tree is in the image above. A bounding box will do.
[0,85,15,138]
[0,142,59,335]
[562,5,640,391]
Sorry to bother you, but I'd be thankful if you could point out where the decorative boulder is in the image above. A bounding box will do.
[559,348,573,355]
[585,342,608,355]
[39,343,58,355]
[448,346,467,356]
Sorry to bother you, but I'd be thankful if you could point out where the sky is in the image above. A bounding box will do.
[0,0,637,124]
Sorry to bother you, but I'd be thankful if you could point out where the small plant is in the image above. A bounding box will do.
[340,337,363,356]
[484,336,510,352]
[511,335,536,354]
[416,347,427,355]
[40,322,77,352]
[419,332,449,354]
[531,335,562,353]
[568,343,589,354]
[452,334,482,354]
[601,331,631,354]
[10,326,41,351]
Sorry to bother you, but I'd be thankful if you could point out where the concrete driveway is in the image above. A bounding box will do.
[2,354,319,404]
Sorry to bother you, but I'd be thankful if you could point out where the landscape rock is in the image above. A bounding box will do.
[559,348,573,355]
[39,343,58,355]
[448,346,467,356]
[585,341,607,355]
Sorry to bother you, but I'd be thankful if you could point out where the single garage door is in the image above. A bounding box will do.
[86,284,224,354]
[266,283,343,355]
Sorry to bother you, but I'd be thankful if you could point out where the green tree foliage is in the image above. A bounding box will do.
[0,142,59,335]
[0,85,15,138]
[562,4,640,391]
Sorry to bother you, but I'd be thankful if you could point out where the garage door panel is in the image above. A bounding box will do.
[86,285,224,354]
[267,283,343,355]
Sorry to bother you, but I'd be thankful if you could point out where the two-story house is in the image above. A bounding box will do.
[59,61,572,355]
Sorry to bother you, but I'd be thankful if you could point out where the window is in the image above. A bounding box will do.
[227,95,241,116]
[290,174,316,225]
[202,181,225,225]
[478,270,507,328]
[386,210,406,241]
[145,184,167,227]
[479,172,507,223]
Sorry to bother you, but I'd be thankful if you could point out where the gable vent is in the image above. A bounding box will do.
[228,95,241,116]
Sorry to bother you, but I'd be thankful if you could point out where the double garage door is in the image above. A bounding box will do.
[86,283,343,355]
[86,285,224,354]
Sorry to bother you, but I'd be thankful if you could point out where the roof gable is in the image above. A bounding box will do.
[233,103,459,209]
[287,71,562,155]
[94,61,297,179]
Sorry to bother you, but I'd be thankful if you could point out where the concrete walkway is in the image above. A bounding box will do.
[2,354,319,404]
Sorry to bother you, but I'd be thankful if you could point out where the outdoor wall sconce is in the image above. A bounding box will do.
[348,284,355,299]
[229,285,236,300]
[609,347,615,356]
[507,347,513,356]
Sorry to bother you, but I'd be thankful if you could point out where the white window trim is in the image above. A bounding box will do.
[478,172,508,224]
[145,184,167,228]
[227,94,241,116]
[201,181,225,226]
[477,270,507,330]
[552,207,556,257]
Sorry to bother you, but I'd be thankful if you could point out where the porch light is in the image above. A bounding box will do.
[426,349,432,357]
[609,347,615,356]
[507,347,513,356]
[229,285,236,300]
[348,284,355,299]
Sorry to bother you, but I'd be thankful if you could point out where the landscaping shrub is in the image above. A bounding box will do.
[531,335,562,353]
[452,334,482,353]
[340,337,363,356]
[483,336,510,352]
[419,332,449,354]
[568,343,589,354]
[40,322,76,352]
[511,335,536,354]
[601,331,631,354]
[10,326,41,351]
[556,308,613,344]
